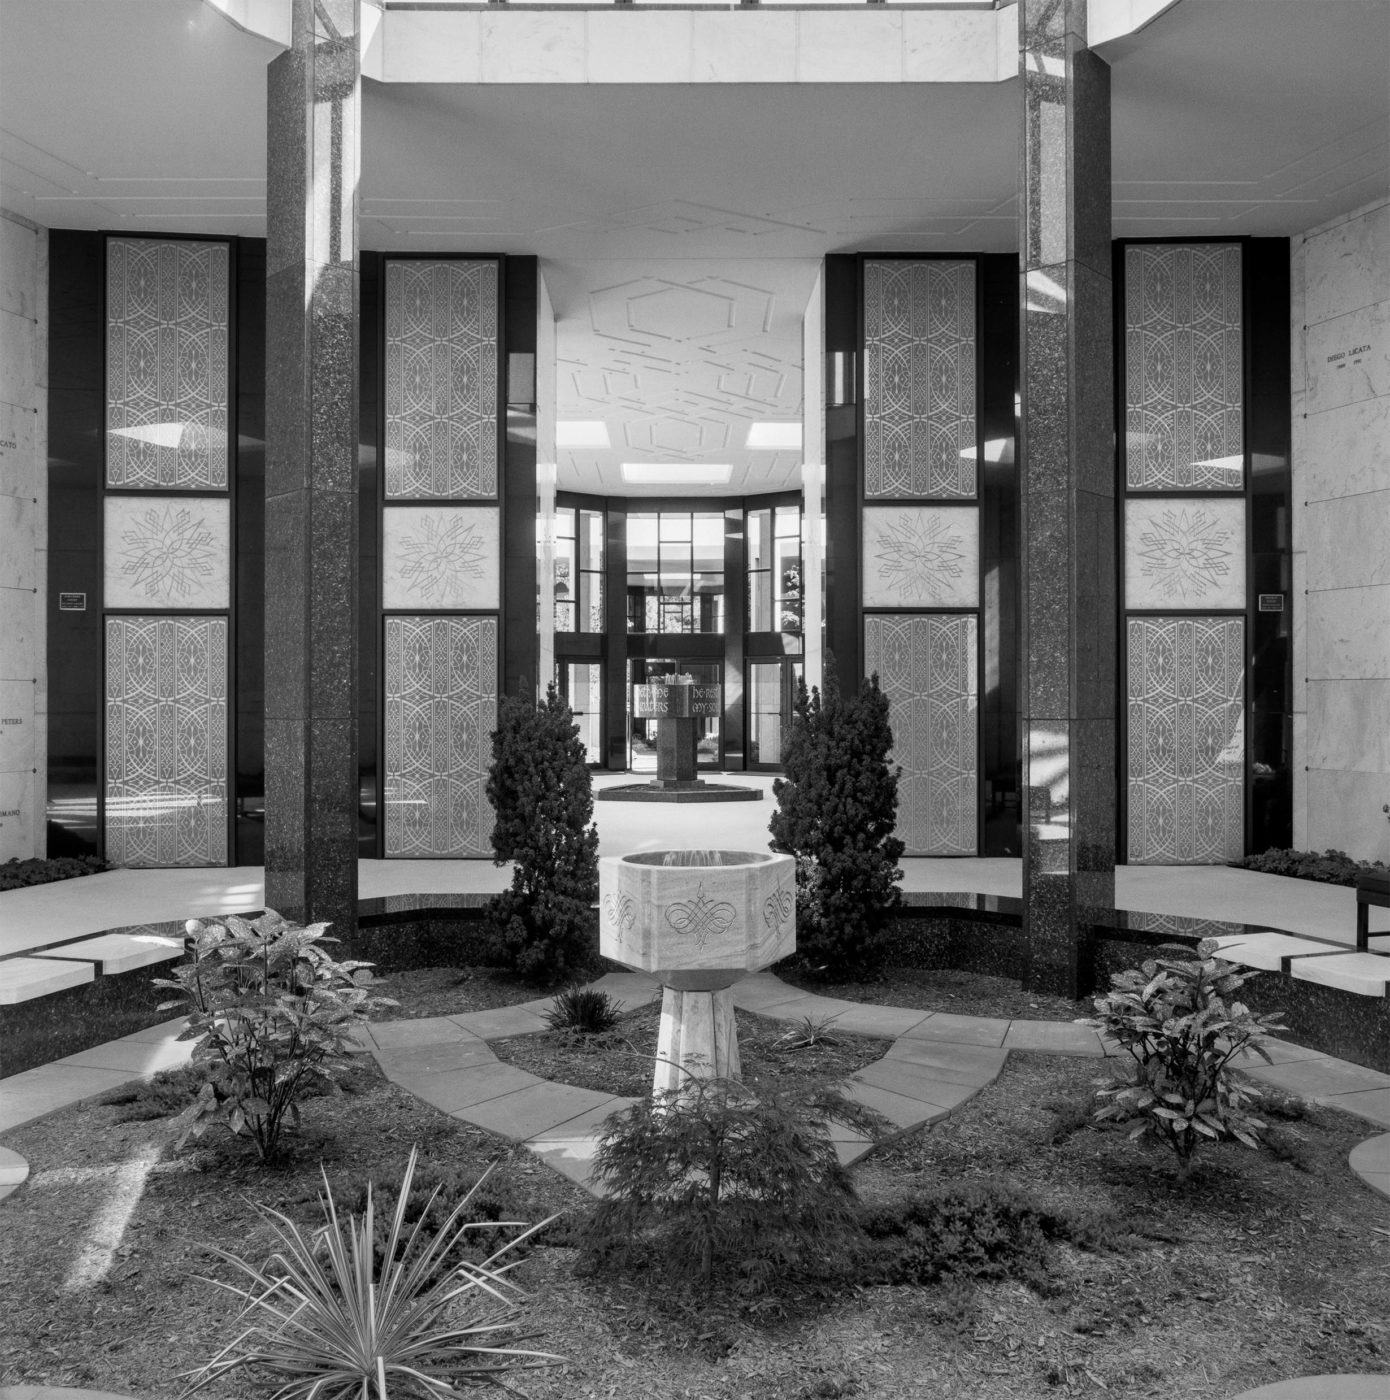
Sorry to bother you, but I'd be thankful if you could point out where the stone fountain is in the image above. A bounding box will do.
[598,849,796,1094]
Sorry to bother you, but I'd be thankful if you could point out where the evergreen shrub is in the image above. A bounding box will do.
[582,1078,882,1294]
[485,685,600,985]
[769,671,904,975]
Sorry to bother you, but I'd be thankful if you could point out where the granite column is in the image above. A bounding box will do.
[1018,0,1116,997]
[264,0,361,933]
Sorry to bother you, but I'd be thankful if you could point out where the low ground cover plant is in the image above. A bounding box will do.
[184,1147,561,1399]
[1085,940,1286,1180]
[583,1077,885,1294]
[770,671,904,975]
[1236,846,1389,885]
[0,853,108,890]
[486,686,600,985]
[857,1179,1121,1292]
[154,909,396,1164]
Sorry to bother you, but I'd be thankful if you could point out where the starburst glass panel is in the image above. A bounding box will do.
[866,614,978,856]
[864,260,977,499]
[104,495,231,610]
[1127,616,1244,863]
[384,260,498,499]
[862,505,979,609]
[105,238,230,490]
[1124,497,1245,611]
[105,615,228,867]
[1124,244,1244,490]
[383,616,496,857]
[382,505,500,610]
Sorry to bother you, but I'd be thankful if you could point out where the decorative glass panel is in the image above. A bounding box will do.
[864,259,976,499]
[863,505,979,609]
[1124,244,1243,490]
[382,504,500,611]
[1127,617,1245,864]
[105,616,228,867]
[104,496,231,610]
[106,238,230,490]
[1124,497,1245,610]
[866,613,978,856]
[384,260,498,499]
[384,616,497,857]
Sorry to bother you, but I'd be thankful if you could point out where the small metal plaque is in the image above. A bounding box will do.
[1258,594,1284,612]
[58,592,86,611]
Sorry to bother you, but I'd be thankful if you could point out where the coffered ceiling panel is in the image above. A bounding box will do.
[545,259,819,497]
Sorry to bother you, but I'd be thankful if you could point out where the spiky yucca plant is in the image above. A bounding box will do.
[182,1148,562,1398]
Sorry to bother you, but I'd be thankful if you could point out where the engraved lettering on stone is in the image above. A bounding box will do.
[664,885,737,953]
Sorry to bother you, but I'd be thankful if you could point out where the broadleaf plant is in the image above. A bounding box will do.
[1084,940,1286,1181]
[155,909,396,1164]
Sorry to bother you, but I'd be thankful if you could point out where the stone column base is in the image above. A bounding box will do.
[653,985,741,1095]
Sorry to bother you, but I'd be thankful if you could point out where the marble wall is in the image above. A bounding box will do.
[0,211,47,860]
[1292,197,1390,861]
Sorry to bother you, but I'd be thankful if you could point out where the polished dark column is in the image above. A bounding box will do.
[264,0,360,932]
[1018,0,1115,997]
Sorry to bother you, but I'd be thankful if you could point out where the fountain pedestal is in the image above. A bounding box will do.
[599,849,796,1095]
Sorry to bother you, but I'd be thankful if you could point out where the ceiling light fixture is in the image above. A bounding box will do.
[621,463,733,485]
[556,420,610,447]
[746,422,803,449]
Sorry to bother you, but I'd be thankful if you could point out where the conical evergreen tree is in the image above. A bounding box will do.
[769,668,904,974]
[485,685,600,984]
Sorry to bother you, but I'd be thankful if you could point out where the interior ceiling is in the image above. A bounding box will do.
[2,0,1386,495]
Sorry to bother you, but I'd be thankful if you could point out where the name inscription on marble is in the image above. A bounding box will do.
[1326,343,1374,367]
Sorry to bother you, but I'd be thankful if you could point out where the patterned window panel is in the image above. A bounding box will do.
[106,238,230,490]
[104,616,228,868]
[384,616,497,858]
[1127,617,1244,864]
[864,260,977,500]
[1124,244,1243,490]
[865,613,978,856]
[385,260,499,499]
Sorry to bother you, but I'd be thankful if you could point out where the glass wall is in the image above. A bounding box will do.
[555,504,604,633]
[563,661,603,765]
[746,503,802,638]
[626,510,725,633]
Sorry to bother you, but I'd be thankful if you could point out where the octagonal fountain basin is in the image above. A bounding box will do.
[599,849,796,993]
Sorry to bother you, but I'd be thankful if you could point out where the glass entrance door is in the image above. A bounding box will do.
[747,657,803,770]
[557,662,603,766]
[626,659,722,773]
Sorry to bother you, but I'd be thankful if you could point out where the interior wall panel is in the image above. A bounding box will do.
[104,615,228,867]
[383,615,496,858]
[866,613,978,856]
[1126,616,1244,864]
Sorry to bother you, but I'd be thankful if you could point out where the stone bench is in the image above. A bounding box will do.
[1356,870,1390,952]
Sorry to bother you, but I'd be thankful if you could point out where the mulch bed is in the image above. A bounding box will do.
[1,963,1386,1399]
[490,1002,891,1098]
